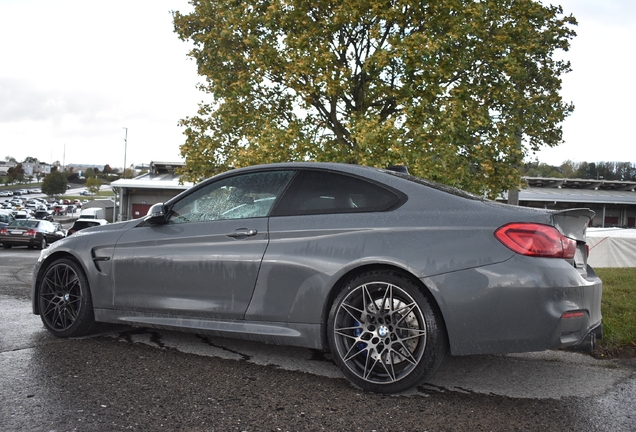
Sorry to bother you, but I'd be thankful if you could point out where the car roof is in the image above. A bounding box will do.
[172,162,485,205]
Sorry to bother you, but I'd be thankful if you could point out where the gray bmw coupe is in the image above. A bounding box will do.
[32,162,602,393]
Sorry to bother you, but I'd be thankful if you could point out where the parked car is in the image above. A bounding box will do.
[1,219,65,249]
[30,162,602,393]
[0,209,15,229]
[67,218,109,235]
[13,210,31,220]
[33,210,54,222]
[53,204,67,215]
[52,222,67,238]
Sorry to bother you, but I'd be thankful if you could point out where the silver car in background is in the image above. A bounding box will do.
[31,162,602,393]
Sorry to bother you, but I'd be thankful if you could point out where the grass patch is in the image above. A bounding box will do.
[595,268,636,350]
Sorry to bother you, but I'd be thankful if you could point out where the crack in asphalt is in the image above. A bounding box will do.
[196,334,251,361]
[118,328,166,349]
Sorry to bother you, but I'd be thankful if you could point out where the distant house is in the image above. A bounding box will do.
[110,161,192,221]
[21,163,52,177]
[0,161,16,176]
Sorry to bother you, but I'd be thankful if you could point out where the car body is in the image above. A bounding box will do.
[0,209,15,229]
[52,204,67,215]
[52,222,67,237]
[13,210,31,220]
[1,219,65,249]
[67,218,109,235]
[33,210,54,222]
[31,162,602,393]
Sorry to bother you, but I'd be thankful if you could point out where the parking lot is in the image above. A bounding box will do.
[1,248,636,430]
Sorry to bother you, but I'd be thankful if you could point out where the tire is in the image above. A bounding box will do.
[328,270,447,393]
[3,244,12,249]
[39,238,47,250]
[37,258,96,338]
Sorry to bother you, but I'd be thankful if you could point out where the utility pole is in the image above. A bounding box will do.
[123,127,128,179]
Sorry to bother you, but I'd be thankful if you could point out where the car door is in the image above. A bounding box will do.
[112,170,295,320]
[245,169,405,324]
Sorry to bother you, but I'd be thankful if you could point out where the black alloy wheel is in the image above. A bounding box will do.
[38,258,96,338]
[328,270,447,393]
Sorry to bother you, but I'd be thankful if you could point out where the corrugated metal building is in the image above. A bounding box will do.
[502,177,636,228]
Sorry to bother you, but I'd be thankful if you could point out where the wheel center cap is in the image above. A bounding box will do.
[378,325,389,337]
[63,293,70,302]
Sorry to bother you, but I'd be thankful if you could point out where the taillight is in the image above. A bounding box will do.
[25,229,37,236]
[0,228,6,234]
[494,223,577,259]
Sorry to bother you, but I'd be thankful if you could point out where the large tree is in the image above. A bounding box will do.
[7,164,25,184]
[86,176,101,195]
[41,170,68,196]
[173,0,576,197]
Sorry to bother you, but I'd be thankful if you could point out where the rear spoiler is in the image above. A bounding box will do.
[551,209,595,242]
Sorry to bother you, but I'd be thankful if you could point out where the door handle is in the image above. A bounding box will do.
[226,228,258,238]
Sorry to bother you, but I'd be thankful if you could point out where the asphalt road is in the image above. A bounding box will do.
[1,248,635,431]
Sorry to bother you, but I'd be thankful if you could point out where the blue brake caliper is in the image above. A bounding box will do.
[354,321,367,355]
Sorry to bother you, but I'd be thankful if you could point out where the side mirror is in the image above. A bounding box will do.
[145,203,167,225]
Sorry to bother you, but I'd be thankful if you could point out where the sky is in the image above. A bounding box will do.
[0,0,634,170]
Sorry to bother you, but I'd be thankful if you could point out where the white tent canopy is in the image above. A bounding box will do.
[587,228,636,268]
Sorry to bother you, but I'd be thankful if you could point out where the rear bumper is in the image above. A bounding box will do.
[1,235,40,246]
[424,256,603,356]
[566,323,603,353]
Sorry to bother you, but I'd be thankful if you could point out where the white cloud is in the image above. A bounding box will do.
[0,0,201,167]
[535,0,636,165]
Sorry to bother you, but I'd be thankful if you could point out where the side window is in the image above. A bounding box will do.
[272,170,403,216]
[168,170,294,225]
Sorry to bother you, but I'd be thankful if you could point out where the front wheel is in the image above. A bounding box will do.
[328,270,447,393]
[38,258,96,337]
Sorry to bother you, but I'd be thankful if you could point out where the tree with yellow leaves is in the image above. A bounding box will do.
[173,0,576,197]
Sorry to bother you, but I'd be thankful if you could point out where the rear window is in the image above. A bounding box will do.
[383,169,485,201]
[272,170,404,216]
[11,220,39,228]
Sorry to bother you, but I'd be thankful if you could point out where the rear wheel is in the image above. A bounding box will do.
[39,238,47,250]
[38,258,96,337]
[328,270,447,393]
